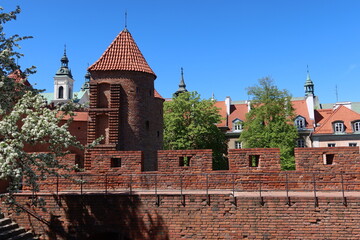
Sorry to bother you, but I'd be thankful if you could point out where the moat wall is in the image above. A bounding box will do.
[3,194,360,239]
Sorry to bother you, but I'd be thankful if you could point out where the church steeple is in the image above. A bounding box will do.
[174,67,188,96]
[53,46,75,103]
[304,66,314,96]
[56,46,73,78]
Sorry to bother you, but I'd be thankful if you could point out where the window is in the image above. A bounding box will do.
[333,121,345,133]
[249,155,260,167]
[353,121,360,132]
[179,156,191,167]
[111,158,121,168]
[233,119,243,132]
[235,141,242,149]
[349,143,357,147]
[328,143,336,147]
[323,154,334,165]
[146,121,150,130]
[294,116,305,129]
[296,139,305,148]
[58,86,64,99]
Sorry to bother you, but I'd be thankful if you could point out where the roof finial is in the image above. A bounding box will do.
[64,44,67,56]
[174,67,188,97]
[125,11,128,29]
[304,65,314,96]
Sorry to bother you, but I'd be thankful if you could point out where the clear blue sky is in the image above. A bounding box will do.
[2,0,360,103]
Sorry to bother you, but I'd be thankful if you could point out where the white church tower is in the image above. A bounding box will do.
[53,47,74,104]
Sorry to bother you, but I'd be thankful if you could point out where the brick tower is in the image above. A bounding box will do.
[87,28,163,171]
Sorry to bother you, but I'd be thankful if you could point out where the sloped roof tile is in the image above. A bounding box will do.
[314,105,360,134]
[88,28,156,77]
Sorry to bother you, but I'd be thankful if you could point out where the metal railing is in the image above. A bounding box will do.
[19,171,360,205]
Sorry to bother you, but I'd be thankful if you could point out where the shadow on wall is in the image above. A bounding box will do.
[46,195,169,240]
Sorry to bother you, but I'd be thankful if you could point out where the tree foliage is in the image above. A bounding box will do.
[164,91,228,169]
[0,6,89,207]
[240,77,298,170]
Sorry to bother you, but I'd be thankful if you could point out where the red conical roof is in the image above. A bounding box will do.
[88,28,156,78]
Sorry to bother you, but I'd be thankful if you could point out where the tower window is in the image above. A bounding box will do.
[235,141,242,149]
[323,154,334,165]
[58,86,64,99]
[249,155,260,167]
[111,158,121,168]
[146,121,150,130]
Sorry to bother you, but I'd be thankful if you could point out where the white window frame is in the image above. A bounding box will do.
[294,116,305,129]
[233,119,243,132]
[333,121,344,134]
[349,143,357,147]
[296,139,305,148]
[328,143,336,147]
[353,121,360,132]
[235,141,242,149]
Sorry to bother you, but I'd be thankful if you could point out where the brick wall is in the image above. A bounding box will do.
[4,194,360,240]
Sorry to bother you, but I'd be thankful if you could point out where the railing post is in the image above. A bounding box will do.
[155,175,160,206]
[105,174,108,194]
[180,174,185,206]
[313,173,318,207]
[56,175,59,197]
[231,174,237,206]
[80,175,83,195]
[206,174,210,205]
[129,174,133,195]
[286,173,290,206]
[259,178,264,206]
[232,174,235,197]
[341,172,347,206]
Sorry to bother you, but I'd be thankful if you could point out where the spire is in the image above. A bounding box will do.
[174,67,188,96]
[304,65,314,96]
[88,28,156,77]
[81,68,90,91]
[56,45,72,78]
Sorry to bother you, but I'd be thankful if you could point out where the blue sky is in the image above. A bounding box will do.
[2,0,360,103]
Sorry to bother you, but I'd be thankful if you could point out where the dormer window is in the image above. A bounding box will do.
[232,119,243,132]
[353,121,360,132]
[294,116,305,129]
[333,121,345,134]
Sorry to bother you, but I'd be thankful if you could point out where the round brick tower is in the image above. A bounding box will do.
[87,28,163,171]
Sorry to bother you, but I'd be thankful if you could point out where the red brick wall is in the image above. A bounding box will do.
[4,194,360,240]
[88,70,163,171]
[295,147,360,172]
[228,148,282,173]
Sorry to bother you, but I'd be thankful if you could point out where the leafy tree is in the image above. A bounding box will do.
[0,6,90,207]
[240,77,298,170]
[164,91,228,169]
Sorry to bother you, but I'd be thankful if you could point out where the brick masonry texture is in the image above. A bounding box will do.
[4,194,360,239]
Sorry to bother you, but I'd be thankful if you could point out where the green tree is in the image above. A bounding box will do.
[0,6,94,207]
[240,77,298,170]
[164,91,228,169]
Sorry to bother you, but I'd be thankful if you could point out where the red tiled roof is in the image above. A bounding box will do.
[292,100,313,129]
[8,69,31,86]
[314,105,360,134]
[228,103,248,130]
[88,29,156,77]
[214,101,227,127]
[59,111,89,122]
[154,89,164,99]
[214,101,248,130]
